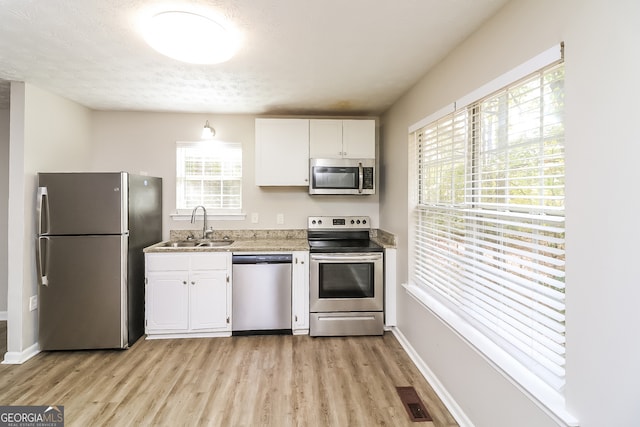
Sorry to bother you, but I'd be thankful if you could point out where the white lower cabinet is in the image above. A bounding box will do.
[145,253,232,338]
[291,251,309,334]
[146,271,189,331]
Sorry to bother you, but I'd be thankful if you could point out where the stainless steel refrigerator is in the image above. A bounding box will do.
[36,172,162,350]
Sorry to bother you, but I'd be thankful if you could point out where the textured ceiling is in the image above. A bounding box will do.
[0,0,509,115]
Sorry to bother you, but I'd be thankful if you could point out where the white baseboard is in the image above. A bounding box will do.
[391,326,474,427]
[0,311,7,321]
[2,342,40,365]
[145,331,232,339]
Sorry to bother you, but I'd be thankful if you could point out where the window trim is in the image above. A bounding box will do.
[409,43,564,134]
[175,140,243,214]
[168,212,246,221]
[406,43,577,427]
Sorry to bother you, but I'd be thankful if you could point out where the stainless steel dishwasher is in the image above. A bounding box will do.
[232,254,292,334]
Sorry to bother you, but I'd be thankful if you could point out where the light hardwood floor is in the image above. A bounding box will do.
[0,332,458,427]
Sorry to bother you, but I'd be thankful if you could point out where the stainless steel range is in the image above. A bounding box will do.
[308,216,384,336]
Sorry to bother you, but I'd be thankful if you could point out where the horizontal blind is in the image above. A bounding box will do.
[410,62,565,391]
[176,141,242,210]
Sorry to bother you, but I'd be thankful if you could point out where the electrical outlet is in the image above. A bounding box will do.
[29,295,38,311]
[276,213,284,224]
[251,212,259,223]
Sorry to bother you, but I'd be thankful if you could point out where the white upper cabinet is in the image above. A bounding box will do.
[309,119,375,159]
[309,119,342,158]
[255,118,310,186]
[342,119,376,158]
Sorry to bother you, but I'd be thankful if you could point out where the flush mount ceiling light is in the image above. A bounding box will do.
[141,11,240,64]
[201,120,216,139]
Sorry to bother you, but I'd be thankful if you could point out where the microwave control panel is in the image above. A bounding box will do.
[363,167,374,189]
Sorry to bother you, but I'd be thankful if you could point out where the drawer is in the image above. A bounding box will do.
[190,253,229,270]
[146,253,190,271]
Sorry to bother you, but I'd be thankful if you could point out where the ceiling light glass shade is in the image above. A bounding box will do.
[142,11,240,64]
[202,120,216,139]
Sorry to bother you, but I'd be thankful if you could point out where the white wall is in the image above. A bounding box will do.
[0,109,9,318]
[90,111,380,239]
[380,0,640,426]
[5,82,91,361]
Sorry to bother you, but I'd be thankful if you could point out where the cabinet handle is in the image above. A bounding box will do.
[294,315,298,322]
[226,317,230,324]
[191,281,195,285]
[182,281,187,285]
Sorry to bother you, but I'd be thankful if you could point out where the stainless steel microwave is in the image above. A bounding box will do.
[309,158,375,195]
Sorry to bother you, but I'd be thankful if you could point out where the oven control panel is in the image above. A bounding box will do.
[308,216,371,229]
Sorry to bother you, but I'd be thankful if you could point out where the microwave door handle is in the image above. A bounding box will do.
[358,162,364,194]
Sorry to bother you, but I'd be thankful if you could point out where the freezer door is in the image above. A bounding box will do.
[126,175,162,345]
[37,172,127,235]
[38,235,127,350]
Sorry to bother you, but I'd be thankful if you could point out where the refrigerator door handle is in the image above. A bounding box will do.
[36,236,49,286]
[37,186,50,235]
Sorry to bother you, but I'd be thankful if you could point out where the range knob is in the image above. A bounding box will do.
[318,220,323,225]
[357,219,361,224]
[351,219,355,224]
[311,219,316,224]
[362,219,367,224]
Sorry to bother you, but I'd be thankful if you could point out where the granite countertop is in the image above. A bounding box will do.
[370,228,397,248]
[144,229,310,253]
[143,228,396,253]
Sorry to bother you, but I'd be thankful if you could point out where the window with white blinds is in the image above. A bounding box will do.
[176,141,242,212]
[409,61,565,392]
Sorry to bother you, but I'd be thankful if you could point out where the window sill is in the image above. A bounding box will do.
[169,212,247,221]
[403,282,579,427]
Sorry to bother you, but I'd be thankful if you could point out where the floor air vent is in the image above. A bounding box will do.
[396,386,432,422]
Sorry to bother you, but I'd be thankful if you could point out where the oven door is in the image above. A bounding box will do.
[309,252,383,312]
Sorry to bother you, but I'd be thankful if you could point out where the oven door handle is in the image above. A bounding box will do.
[311,254,382,261]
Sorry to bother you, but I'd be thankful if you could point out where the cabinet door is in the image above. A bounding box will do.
[255,118,310,186]
[146,272,189,332]
[342,119,375,158]
[309,119,343,158]
[189,270,230,331]
[292,251,309,331]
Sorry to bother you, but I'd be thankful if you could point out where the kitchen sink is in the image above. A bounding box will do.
[161,240,233,248]
[197,240,234,247]
[162,240,198,248]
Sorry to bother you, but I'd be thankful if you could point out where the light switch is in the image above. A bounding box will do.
[276,213,284,224]
[251,213,259,223]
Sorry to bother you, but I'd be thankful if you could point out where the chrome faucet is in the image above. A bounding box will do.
[190,205,212,239]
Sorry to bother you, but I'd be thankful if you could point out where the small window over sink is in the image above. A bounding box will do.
[175,141,242,215]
